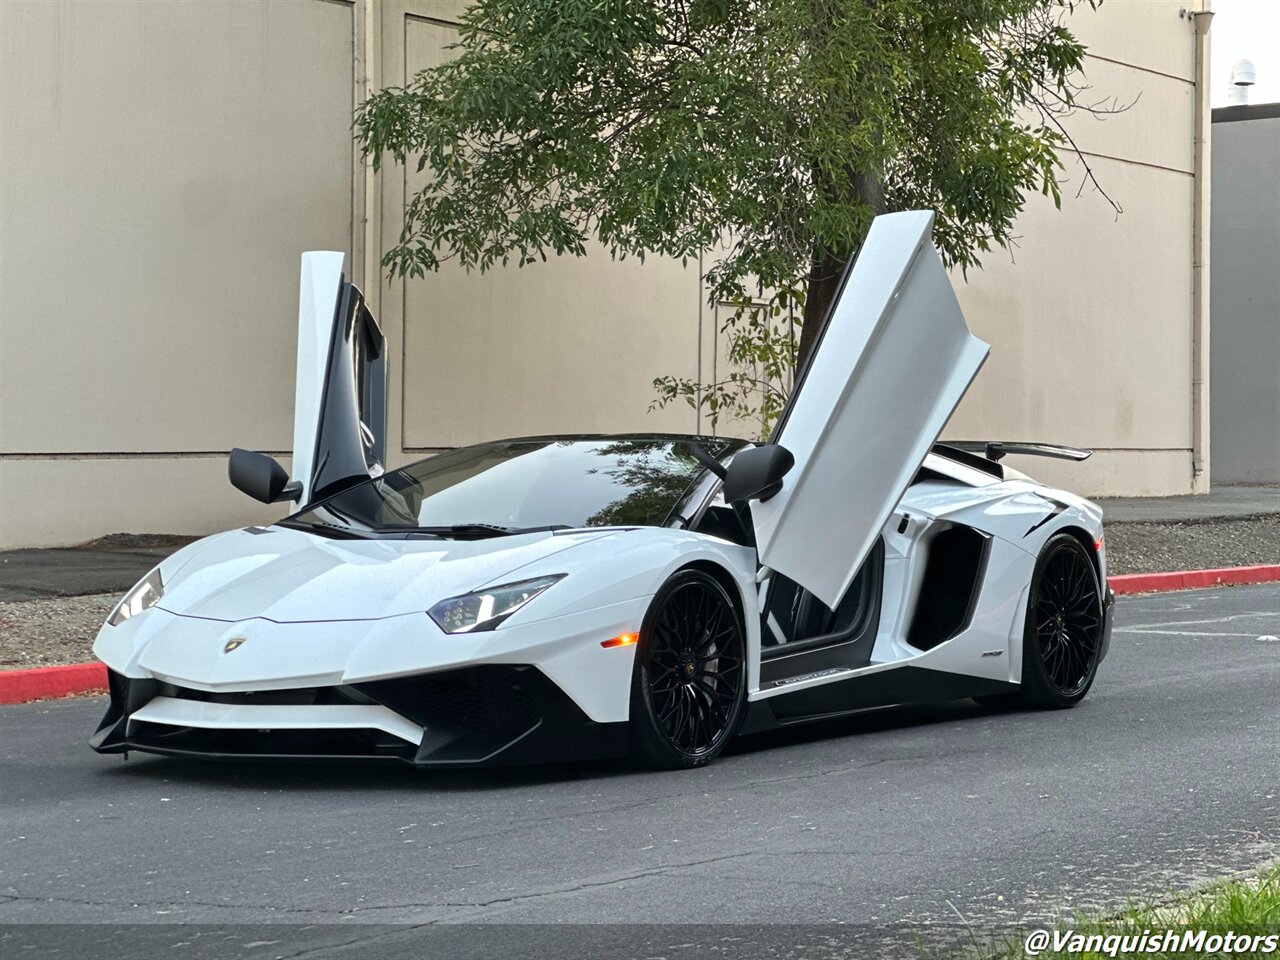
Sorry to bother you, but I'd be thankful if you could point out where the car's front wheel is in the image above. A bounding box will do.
[629,569,748,769]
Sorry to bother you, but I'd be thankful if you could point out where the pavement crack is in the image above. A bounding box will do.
[344,851,761,918]
[0,852,760,923]
[266,925,441,960]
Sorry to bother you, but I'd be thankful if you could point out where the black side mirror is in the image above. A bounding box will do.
[229,448,302,504]
[722,444,795,504]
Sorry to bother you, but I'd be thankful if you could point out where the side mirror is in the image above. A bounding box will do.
[722,444,795,504]
[229,448,302,504]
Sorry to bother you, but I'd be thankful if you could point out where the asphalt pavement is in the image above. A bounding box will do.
[1,584,1278,958]
[0,547,175,602]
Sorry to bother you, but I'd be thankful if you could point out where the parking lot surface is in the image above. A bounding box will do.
[2,584,1277,956]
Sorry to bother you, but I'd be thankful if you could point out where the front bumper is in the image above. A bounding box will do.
[90,664,627,767]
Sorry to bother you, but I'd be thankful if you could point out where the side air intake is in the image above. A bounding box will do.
[906,524,990,651]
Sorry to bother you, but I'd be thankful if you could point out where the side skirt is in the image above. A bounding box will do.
[740,665,1019,733]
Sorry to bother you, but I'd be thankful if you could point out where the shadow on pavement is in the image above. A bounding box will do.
[88,697,1008,793]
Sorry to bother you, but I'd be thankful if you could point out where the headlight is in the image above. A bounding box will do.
[427,575,564,634]
[107,568,164,626]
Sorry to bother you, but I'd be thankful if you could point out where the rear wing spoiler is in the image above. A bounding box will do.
[940,441,1092,463]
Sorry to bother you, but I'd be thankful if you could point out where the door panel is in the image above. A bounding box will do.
[291,252,387,505]
[752,211,989,608]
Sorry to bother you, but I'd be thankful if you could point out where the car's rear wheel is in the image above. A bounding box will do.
[1009,533,1104,709]
[629,569,747,769]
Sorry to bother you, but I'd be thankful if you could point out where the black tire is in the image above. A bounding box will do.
[629,569,748,769]
[1012,533,1105,709]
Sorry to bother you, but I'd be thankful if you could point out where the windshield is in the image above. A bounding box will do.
[285,437,739,538]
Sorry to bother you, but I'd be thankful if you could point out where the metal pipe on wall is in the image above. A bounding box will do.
[1190,4,1215,493]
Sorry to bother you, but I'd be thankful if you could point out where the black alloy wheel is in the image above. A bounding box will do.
[629,569,747,769]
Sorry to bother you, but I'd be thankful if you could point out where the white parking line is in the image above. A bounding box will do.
[1122,612,1277,630]
[1115,628,1261,637]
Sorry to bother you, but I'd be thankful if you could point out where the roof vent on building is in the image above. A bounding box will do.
[1228,58,1257,105]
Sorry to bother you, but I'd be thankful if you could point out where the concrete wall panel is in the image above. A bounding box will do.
[1067,0,1197,83]
[947,154,1194,455]
[0,458,284,549]
[0,0,355,455]
[396,15,701,449]
[1068,56,1194,173]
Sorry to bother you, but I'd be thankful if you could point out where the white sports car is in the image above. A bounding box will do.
[91,211,1113,770]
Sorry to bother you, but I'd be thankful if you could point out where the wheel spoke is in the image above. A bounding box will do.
[655,693,680,722]
[695,652,739,667]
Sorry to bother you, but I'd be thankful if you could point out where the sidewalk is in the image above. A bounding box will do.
[1097,484,1280,524]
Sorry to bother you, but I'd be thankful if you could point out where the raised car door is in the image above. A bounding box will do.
[751,210,990,609]
[291,251,387,506]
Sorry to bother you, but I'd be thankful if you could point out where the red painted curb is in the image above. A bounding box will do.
[0,662,107,705]
[1110,564,1280,595]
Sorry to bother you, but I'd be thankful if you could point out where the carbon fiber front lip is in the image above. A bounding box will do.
[90,665,629,768]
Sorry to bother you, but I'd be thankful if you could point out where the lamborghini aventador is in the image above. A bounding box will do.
[91,210,1114,770]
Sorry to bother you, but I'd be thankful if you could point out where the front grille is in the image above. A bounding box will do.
[126,721,411,760]
[149,668,539,741]
[157,682,360,708]
[355,666,539,738]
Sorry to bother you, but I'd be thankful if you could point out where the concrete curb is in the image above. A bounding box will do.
[1,566,1277,705]
[1109,564,1280,595]
[0,662,107,705]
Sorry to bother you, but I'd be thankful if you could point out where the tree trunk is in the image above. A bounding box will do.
[797,247,847,369]
[796,172,887,370]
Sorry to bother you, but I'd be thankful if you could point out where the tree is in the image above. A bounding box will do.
[357,0,1112,436]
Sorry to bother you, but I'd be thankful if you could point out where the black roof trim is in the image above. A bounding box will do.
[406,433,753,461]
[1212,102,1280,123]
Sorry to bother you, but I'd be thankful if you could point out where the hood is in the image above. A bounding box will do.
[156,525,615,623]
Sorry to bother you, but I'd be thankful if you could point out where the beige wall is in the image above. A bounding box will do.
[1,0,361,546]
[0,0,1208,548]
[385,0,1210,498]
[944,0,1207,495]
[382,6,704,459]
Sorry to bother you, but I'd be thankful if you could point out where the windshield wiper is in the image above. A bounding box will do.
[277,519,376,540]
[397,523,574,540]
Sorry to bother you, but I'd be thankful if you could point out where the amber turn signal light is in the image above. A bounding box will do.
[601,633,638,649]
